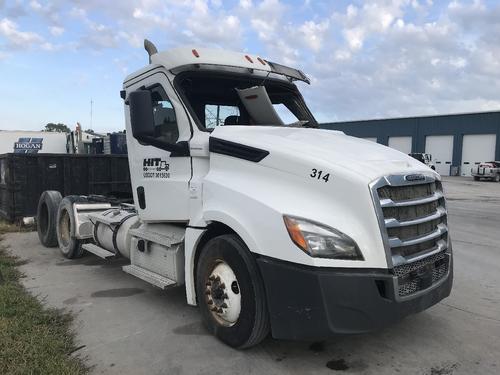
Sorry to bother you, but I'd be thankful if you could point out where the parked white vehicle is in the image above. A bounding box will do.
[471,161,500,182]
[36,40,453,348]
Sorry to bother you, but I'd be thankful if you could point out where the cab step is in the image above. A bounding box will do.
[122,265,177,289]
[82,243,115,259]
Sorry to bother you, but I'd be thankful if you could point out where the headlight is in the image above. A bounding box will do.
[283,215,363,260]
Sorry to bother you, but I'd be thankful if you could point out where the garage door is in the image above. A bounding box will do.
[388,136,412,154]
[425,135,453,176]
[461,134,497,176]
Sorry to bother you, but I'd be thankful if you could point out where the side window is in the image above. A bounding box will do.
[273,103,298,124]
[151,86,179,144]
[205,104,240,128]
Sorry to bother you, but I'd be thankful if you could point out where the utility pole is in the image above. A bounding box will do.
[90,98,93,131]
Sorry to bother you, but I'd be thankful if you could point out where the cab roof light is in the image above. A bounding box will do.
[245,55,254,63]
[192,49,200,58]
[257,57,266,65]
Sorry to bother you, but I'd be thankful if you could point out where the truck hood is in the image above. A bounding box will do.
[210,126,434,182]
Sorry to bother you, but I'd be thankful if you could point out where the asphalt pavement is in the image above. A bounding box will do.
[3,176,499,374]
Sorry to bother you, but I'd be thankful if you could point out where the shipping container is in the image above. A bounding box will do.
[0,153,132,221]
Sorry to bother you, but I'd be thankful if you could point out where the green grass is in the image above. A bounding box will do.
[0,222,88,375]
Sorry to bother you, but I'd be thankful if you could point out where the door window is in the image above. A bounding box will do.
[151,86,179,144]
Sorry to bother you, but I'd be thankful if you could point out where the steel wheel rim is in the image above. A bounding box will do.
[59,209,71,248]
[205,260,241,327]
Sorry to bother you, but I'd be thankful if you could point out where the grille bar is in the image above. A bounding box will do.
[388,223,447,248]
[380,191,443,208]
[384,206,446,228]
[392,239,447,266]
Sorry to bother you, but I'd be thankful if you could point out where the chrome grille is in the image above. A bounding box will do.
[370,175,450,298]
[394,250,449,297]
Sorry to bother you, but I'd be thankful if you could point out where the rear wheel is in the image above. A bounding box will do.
[196,234,269,349]
[473,176,480,181]
[494,174,500,182]
[37,190,62,247]
[56,196,87,259]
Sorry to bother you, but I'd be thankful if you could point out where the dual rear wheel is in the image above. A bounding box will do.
[36,191,86,259]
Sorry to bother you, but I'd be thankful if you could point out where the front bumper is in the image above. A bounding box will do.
[257,252,453,341]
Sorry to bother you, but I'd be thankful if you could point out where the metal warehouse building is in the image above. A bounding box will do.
[321,111,500,176]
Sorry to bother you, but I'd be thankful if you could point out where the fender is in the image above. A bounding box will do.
[184,210,260,306]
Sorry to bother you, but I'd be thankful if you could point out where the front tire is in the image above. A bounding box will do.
[473,176,480,181]
[196,234,270,349]
[494,174,500,182]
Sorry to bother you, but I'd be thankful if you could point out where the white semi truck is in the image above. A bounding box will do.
[36,40,453,348]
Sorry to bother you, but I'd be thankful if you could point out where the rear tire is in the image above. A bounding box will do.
[473,176,480,181]
[494,174,500,182]
[196,234,270,349]
[37,190,62,247]
[56,196,87,259]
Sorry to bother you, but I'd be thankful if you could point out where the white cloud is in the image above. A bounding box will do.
[3,0,500,124]
[296,20,330,52]
[49,26,64,36]
[29,1,42,11]
[0,17,43,47]
[239,0,252,10]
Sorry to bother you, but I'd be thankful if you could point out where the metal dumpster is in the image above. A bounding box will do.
[0,153,132,221]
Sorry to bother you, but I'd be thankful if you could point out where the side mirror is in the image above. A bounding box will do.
[129,90,155,139]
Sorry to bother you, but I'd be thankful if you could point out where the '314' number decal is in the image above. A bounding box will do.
[310,168,330,183]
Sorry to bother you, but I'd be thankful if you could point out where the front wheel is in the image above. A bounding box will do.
[196,234,270,349]
[473,176,480,181]
[494,174,500,182]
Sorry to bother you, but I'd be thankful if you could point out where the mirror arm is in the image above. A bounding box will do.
[137,136,190,157]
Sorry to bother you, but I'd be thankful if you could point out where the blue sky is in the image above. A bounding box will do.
[1,0,500,132]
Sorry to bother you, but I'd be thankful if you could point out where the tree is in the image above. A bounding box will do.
[43,123,70,133]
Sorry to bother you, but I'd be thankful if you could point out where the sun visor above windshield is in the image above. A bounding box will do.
[236,86,284,126]
[266,61,310,84]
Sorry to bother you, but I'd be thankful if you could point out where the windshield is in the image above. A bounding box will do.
[175,71,317,131]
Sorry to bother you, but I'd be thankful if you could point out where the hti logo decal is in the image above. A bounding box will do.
[14,138,43,154]
[143,158,169,171]
[143,158,170,179]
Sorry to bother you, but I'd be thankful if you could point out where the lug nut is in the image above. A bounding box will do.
[221,303,228,308]
[222,293,228,299]
[207,299,213,305]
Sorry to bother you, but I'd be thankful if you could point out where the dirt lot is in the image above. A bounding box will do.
[3,176,500,374]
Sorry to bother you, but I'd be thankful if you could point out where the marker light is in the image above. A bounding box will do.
[192,49,200,58]
[245,55,254,63]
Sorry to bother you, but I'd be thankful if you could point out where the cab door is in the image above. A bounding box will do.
[124,71,192,221]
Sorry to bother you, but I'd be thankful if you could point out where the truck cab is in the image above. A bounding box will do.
[39,40,453,348]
